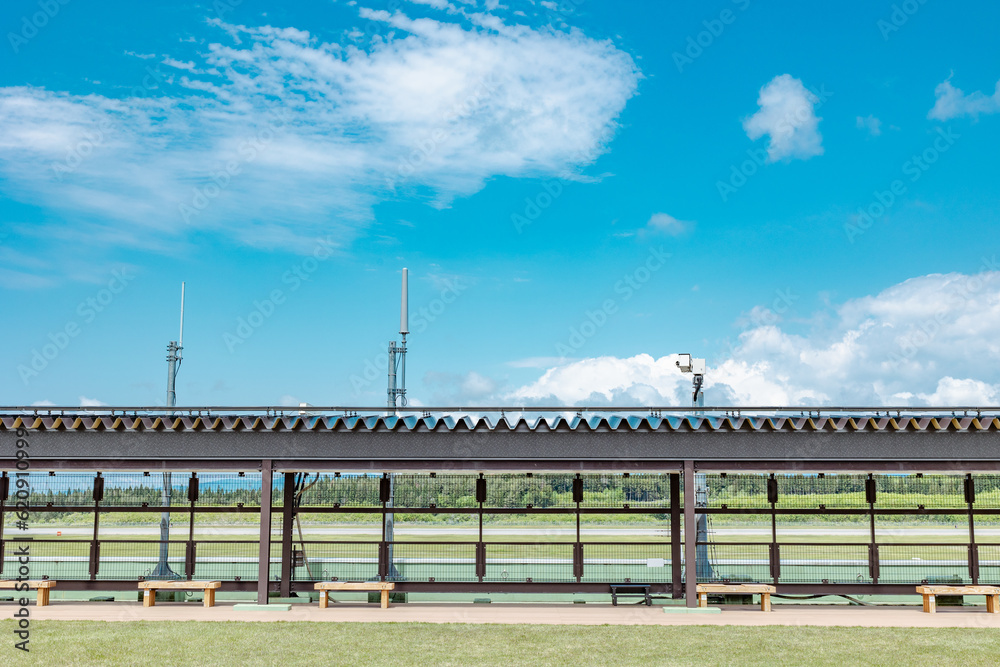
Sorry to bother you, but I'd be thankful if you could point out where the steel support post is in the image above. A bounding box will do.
[280,472,295,597]
[670,473,682,598]
[257,459,273,605]
[683,460,697,607]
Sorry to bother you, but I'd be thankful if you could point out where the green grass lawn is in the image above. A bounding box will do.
[1,621,997,666]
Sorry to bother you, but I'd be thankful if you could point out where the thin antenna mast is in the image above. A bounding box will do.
[385,269,408,582]
[387,269,408,412]
[154,282,185,580]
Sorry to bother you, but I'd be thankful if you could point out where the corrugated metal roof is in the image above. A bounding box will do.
[2,413,999,433]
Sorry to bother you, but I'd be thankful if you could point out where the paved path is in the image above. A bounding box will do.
[22,602,1000,628]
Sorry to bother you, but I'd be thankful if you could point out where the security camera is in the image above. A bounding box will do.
[676,354,692,373]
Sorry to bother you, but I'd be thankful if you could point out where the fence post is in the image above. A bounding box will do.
[967,474,978,584]
[670,472,682,598]
[91,472,102,580]
[257,459,273,605]
[683,460,697,607]
[280,473,295,596]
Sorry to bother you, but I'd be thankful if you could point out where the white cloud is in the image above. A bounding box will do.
[856,114,882,137]
[508,267,1000,406]
[0,10,639,263]
[928,77,1000,121]
[425,370,498,402]
[643,212,689,236]
[743,74,823,162]
[79,396,107,407]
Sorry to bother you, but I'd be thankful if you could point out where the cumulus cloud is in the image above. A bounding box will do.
[856,114,882,137]
[0,8,639,262]
[743,74,823,162]
[642,212,690,236]
[928,77,1000,121]
[508,266,1000,406]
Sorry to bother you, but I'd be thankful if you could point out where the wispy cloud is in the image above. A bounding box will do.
[743,74,823,162]
[0,8,640,271]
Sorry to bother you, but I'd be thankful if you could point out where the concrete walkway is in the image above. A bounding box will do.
[19,602,1000,629]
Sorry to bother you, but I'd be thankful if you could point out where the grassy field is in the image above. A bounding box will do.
[0,621,997,666]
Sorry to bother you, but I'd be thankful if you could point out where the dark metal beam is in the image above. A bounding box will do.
[257,459,272,605]
[7,428,1000,466]
[683,460,696,608]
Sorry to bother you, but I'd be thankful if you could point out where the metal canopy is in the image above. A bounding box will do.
[2,408,1000,470]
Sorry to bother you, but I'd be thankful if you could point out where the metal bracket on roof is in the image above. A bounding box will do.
[422,411,431,418]
[650,409,662,418]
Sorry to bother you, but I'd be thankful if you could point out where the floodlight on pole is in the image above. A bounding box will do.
[675,352,714,579]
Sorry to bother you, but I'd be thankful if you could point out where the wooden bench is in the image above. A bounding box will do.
[697,584,776,611]
[916,585,1000,613]
[138,580,221,608]
[314,581,396,609]
[0,580,57,606]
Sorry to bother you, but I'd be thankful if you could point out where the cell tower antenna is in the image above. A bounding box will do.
[385,269,409,580]
[387,268,408,413]
[153,282,185,580]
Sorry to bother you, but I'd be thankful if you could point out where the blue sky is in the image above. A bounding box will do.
[2,0,1000,408]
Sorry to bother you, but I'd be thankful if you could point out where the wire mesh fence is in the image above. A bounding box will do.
[875,475,967,509]
[482,543,575,583]
[100,473,189,508]
[7,472,95,507]
[194,473,263,507]
[876,544,971,585]
[295,473,382,508]
[776,543,872,584]
[972,474,1000,509]
[978,544,1000,584]
[190,541,263,581]
[0,539,90,580]
[699,543,771,583]
[388,542,478,582]
[776,474,868,509]
[97,540,186,580]
[704,474,768,509]
[290,541,380,582]
[387,475,479,509]
[775,513,870,537]
[580,543,671,583]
